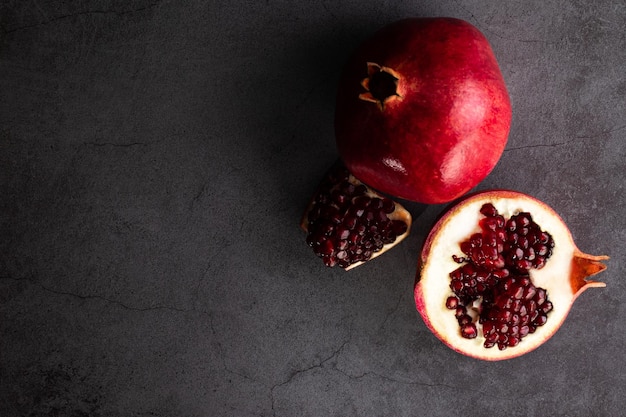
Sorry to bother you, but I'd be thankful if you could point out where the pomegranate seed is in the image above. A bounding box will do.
[350,207,365,218]
[336,226,350,240]
[318,239,334,256]
[332,189,348,206]
[485,333,498,343]
[517,236,529,249]
[369,198,383,210]
[452,255,466,263]
[382,198,395,213]
[458,314,472,326]
[450,278,464,293]
[495,215,505,229]
[354,184,367,196]
[506,219,516,231]
[518,304,527,317]
[480,217,498,231]
[535,288,546,305]
[541,301,553,313]
[482,321,495,335]
[498,323,509,334]
[480,203,498,217]
[391,220,408,235]
[534,313,548,327]
[497,310,512,322]
[517,213,531,227]
[534,244,548,257]
[460,241,472,255]
[519,325,530,337]
[492,268,509,279]
[512,286,524,300]
[446,296,459,309]
[461,323,477,339]
[484,332,498,348]
[533,258,546,269]
[516,259,533,271]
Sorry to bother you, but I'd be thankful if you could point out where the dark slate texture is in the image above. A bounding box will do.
[1,1,624,416]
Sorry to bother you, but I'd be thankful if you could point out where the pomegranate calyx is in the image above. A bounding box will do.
[359,62,401,110]
[570,252,609,297]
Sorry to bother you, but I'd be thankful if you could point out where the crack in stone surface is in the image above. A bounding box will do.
[505,125,626,152]
[266,335,487,416]
[208,313,260,386]
[82,141,150,148]
[576,124,626,139]
[269,340,349,417]
[3,275,266,401]
[333,367,487,395]
[190,182,210,211]
[450,0,560,45]
[2,1,163,34]
[379,290,405,330]
[0,275,197,313]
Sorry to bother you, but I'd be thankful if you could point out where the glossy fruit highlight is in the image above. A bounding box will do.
[335,18,511,204]
[414,190,608,360]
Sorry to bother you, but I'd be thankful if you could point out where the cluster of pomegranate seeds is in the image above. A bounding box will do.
[446,203,555,350]
[305,164,408,268]
[480,275,553,349]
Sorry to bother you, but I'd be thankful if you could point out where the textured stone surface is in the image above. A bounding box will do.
[1,1,624,416]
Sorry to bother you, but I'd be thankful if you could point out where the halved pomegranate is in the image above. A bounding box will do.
[414,190,608,360]
[301,161,411,270]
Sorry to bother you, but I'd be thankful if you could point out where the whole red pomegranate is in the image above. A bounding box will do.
[335,18,512,204]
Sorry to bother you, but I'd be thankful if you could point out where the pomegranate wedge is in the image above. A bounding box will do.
[301,162,411,270]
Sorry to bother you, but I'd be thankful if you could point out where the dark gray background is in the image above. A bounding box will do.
[1,1,624,416]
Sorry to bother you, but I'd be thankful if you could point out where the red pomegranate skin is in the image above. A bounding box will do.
[335,18,512,204]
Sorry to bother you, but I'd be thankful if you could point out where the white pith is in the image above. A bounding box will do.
[415,192,582,361]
